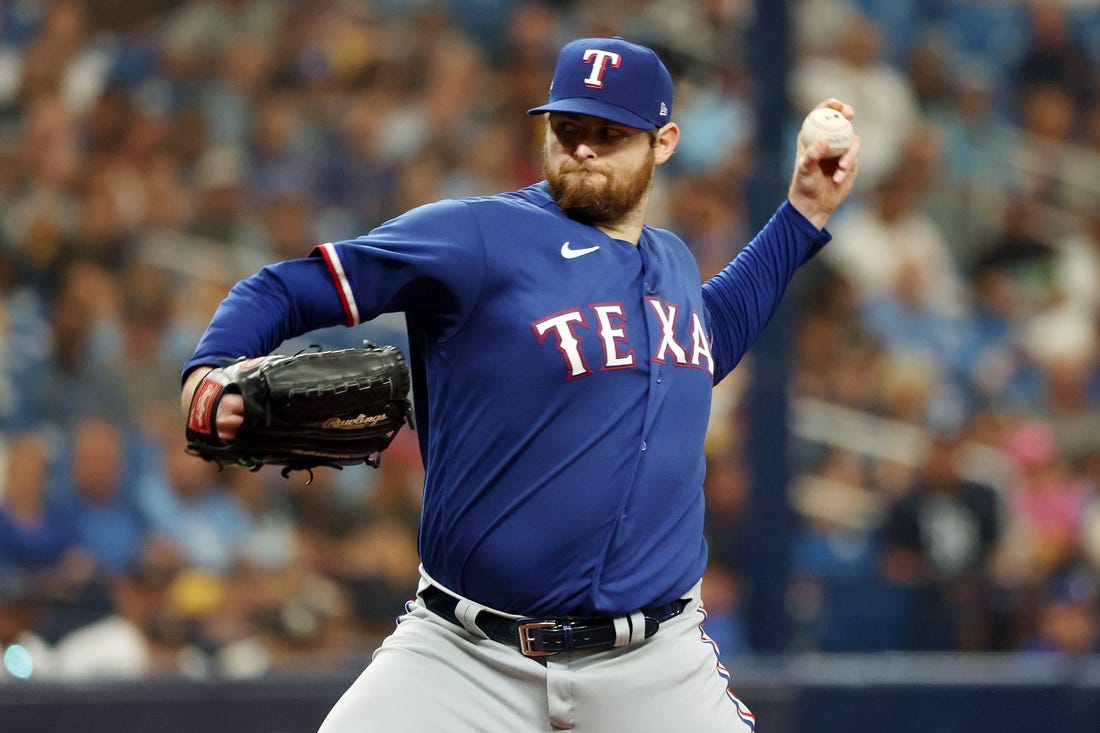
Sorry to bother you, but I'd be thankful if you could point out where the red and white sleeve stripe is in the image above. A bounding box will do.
[316,242,360,327]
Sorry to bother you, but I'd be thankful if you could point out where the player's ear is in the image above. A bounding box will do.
[653,122,679,165]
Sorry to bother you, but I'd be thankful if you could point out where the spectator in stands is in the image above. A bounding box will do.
[1049,206,1100,340]
[198,35,272,148]
[857,255,972,426]
[1019,206,1100,427]
[16,0,110,117]
[1013,1,1095,130]
[186,145,269,278]
[1001,419,1090,577]
[667,175,750,281]
[924,56,1021,253]
[968,192,1062,368]
[959,258,1044,411]
[225,469,298,574]
[789,267,867,404]
[824,136,969,319]
[136,150,197,233]
[787,446,908,652]
[0,254,49,432]
[245,89,320,206]
[135,431,252,577]
[22,258,130,428]
[905,31,958,121]
[878,428,1005,650]
[63,416,150,576]
[1033,340,1100,469]
[0,428,77,588]
[104,263,181,431]
[316,91,401,236]
[1020,563,1100,655]
[68,167,137,273]
[1013,80,1088,214]
[2,91,82,296]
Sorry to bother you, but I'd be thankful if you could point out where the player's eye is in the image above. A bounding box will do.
[553,121,580,138]
[599,126,626,141]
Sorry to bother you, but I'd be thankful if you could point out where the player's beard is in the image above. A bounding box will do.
[544,146,656,226]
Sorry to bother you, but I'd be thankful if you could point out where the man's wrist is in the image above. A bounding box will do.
[786,193,830,231]
[181,366,215,414]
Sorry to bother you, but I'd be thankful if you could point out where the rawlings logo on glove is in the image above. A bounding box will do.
[323,414,392,429]
[185,343,414,478]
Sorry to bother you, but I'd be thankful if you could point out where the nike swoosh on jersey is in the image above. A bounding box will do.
[561,241,601,259]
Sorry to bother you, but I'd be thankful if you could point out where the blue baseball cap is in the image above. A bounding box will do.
[528,37,673,130]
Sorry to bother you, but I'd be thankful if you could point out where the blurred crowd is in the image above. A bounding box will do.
[1,0,1100,682]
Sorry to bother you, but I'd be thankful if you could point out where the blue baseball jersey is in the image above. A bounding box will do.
[185,181,829,616]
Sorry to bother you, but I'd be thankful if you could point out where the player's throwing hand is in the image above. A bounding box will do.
[788,98,860,230]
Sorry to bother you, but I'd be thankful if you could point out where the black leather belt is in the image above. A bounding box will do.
[420,585,688,657]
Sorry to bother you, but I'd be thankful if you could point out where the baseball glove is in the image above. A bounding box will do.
[185,343,414,478]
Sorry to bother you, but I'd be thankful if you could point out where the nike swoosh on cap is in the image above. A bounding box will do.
[561,241,600,259]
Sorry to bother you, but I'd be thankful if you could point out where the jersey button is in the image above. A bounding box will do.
[640,440,647,451]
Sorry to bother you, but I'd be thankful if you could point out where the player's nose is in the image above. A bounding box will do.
[571,140,597,160]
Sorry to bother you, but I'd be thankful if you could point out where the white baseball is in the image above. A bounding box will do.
[799,107,853,158]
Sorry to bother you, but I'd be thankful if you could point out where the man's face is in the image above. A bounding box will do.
[543,113,656,226]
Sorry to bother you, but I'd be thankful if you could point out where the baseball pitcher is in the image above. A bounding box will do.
[182,36,859,733]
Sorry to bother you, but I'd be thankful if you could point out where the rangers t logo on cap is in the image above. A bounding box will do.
[582,49,622,88]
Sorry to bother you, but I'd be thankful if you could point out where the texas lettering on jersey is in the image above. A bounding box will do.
[532,298,714,379]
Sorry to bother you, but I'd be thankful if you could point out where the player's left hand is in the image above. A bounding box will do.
[787,99,860,231]
[182,366,244,441]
